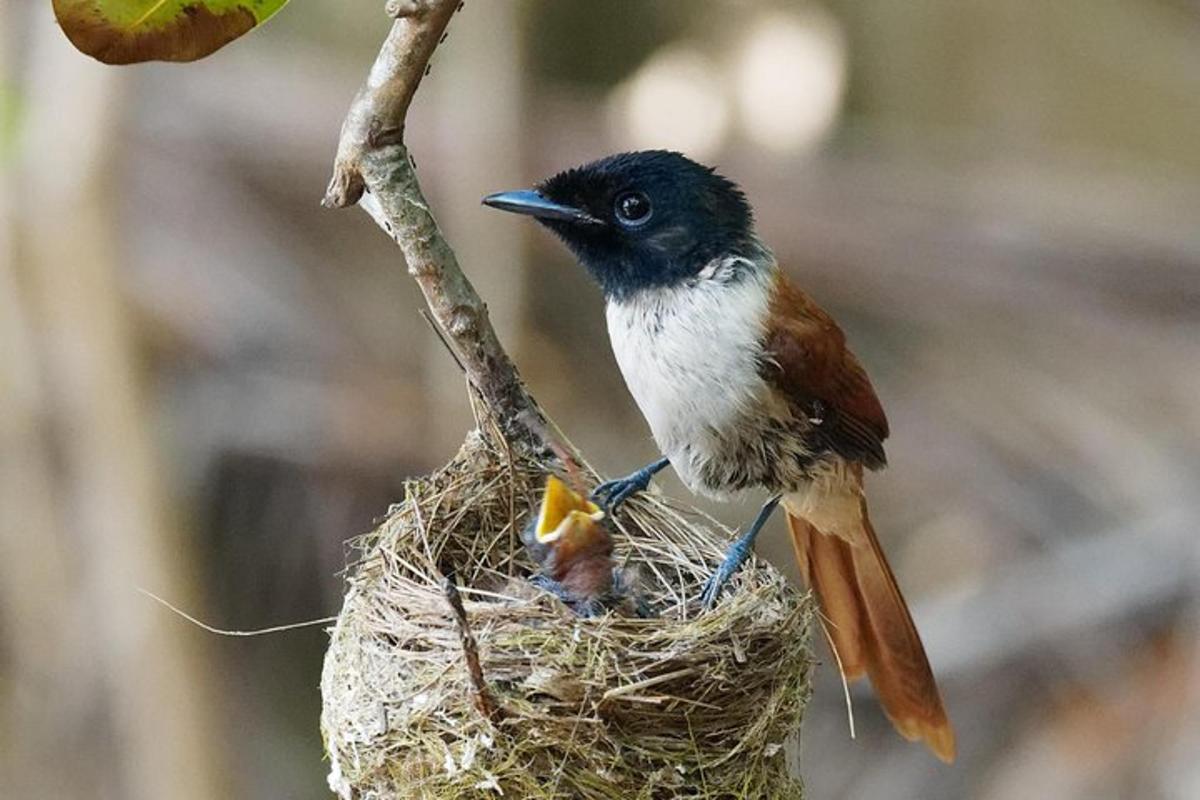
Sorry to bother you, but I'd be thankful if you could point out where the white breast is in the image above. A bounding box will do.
[605,259,774,494]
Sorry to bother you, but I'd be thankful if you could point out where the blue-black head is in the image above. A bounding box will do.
[483,151,763,300]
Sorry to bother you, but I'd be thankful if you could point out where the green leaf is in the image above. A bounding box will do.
[53,0,290,65]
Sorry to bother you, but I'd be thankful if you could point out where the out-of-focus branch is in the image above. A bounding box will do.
[915,509,1196,679]
[323,1,549,451]
[5,15,223,798]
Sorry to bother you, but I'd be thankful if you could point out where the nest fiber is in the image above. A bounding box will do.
[321,432,814,799]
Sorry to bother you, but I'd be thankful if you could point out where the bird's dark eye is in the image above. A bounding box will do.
[614,191,652,226]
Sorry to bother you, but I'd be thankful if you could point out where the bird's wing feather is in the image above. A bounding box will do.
[760,271,890,468]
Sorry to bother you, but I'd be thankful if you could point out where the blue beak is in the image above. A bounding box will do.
[482,189,602,225]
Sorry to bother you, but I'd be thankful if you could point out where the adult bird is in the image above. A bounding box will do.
[483,150,955,762]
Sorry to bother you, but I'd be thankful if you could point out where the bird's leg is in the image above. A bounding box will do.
[527,572,571,601]
[528,573,604,618]
[610,567,656,618]
[700,495,782,609]
[592,457,670,511]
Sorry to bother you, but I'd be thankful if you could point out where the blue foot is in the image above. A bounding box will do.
[700,496,781,609]
[530,570,654,618]
[611,568,656,618]
[592,457,670,512]
[529,573,603,617]
[528,572,571,601]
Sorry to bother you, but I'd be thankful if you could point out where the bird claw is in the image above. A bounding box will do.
[528,570,654,619]
[529,574,599,617]
[699,563,735,610]
[697,497,781,610]
[698,528,754,609]
[592,470,652,512]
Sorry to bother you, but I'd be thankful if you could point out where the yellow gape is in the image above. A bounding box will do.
[535,476,605,547]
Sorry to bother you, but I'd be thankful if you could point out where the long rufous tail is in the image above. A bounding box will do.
[786,501,956,762]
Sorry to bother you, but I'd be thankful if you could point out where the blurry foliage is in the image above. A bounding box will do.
[827,0,1200,171]
[0,83,21,162]
[524,0,690,88]
[258,1,388,58]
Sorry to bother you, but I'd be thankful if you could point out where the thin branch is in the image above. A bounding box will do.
[323,1,551,453]
[323,1,455,209]
[442,572,502,722]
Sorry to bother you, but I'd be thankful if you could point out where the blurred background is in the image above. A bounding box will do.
[4,1,1200,797]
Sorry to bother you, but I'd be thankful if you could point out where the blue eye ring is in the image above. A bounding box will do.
[614,191,652,227]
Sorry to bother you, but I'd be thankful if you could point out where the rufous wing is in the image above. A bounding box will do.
[760,272,890,469]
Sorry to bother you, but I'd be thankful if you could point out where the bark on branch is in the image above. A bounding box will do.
[323,0,549,451]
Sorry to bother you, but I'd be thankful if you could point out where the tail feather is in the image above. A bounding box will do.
[786,504,956,763]
[792,524,868,679]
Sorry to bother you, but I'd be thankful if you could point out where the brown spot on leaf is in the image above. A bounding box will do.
[54,1,258,65]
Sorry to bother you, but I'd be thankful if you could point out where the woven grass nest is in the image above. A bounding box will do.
[321,431,815,799]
